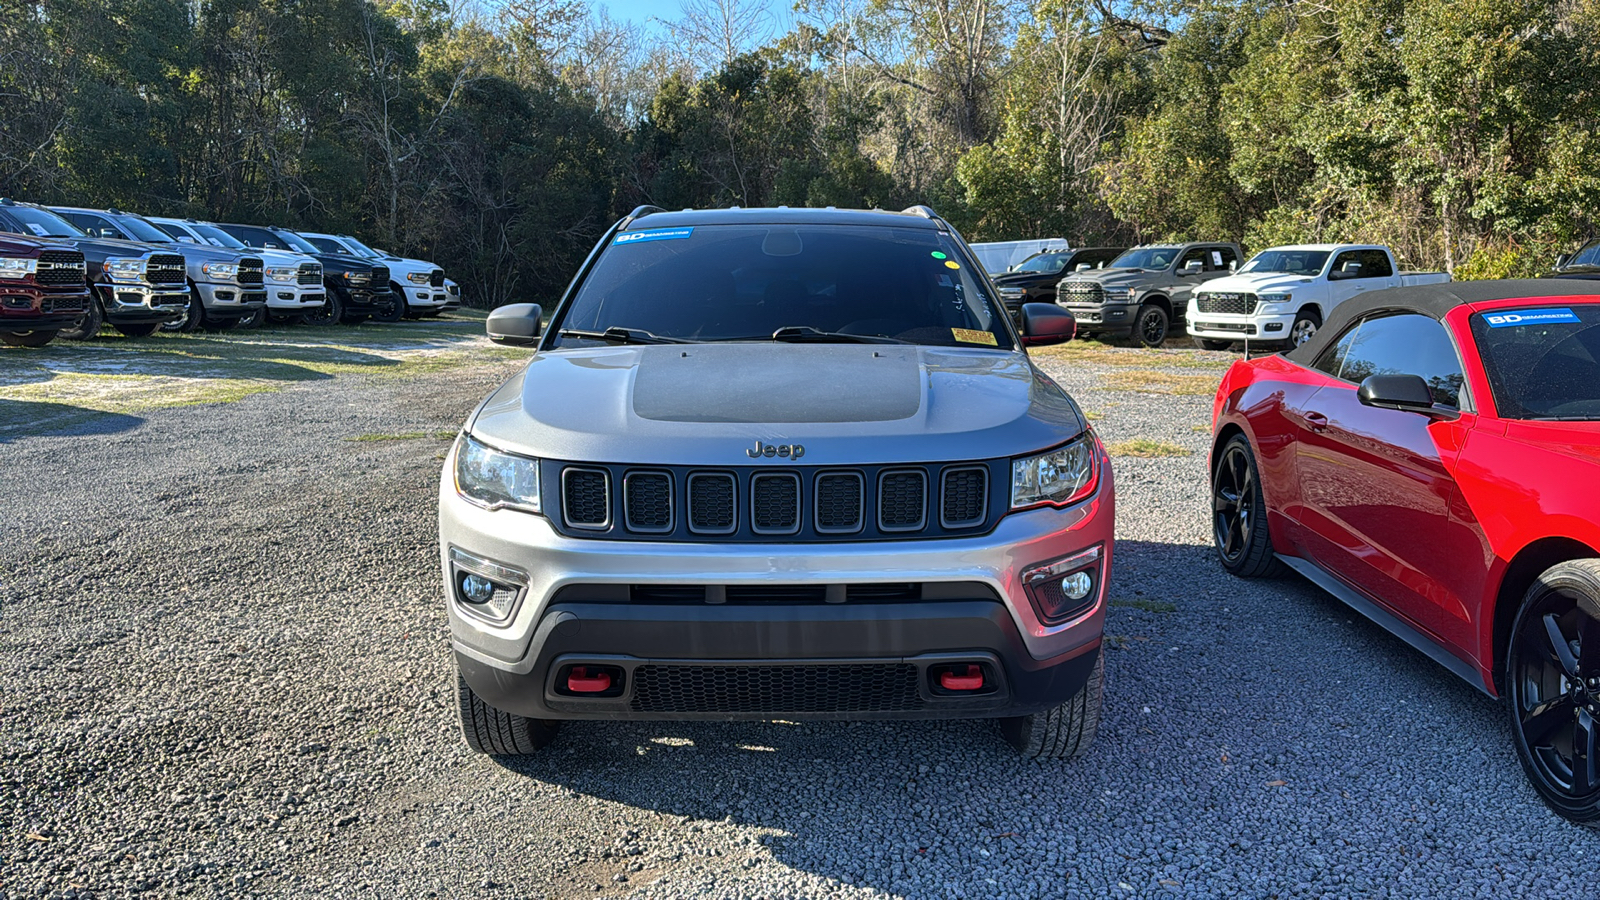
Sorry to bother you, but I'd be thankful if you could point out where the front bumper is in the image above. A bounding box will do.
[0,287,93,332]
[193,281,268,316]
[96,283,189,323]
[337,283,388,314]
[265,284,327,310]
[402,284,449,309]
[1188,310,1292,341]
[1062,300,1136,336]
[439,446,1114,720]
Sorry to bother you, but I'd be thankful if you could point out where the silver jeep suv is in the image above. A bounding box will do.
[439,206,1114,758]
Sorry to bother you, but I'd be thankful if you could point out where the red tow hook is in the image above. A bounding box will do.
[939,664,985,691]
[566,666,612,693]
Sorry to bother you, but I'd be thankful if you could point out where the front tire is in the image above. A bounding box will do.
[1000,652,1103,759]
[372,285,406,323]
[234,306,266,329]
[1508,559,1600,824]
[1,330,57,348]
[1288,308,1322,349]
[161,287,204,333]
[57,295,104,341]
[1133,303,1170,348]
[1211,435,1287,578]
[304,290,343,327]
[457,672,559,755]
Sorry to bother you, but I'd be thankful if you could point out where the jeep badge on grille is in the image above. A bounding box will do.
[746,441,805,460]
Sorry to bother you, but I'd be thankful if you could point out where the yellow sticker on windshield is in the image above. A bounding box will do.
[952,328,997,346]
[944,260,961,270]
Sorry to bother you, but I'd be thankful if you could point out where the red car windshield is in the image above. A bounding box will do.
[1470,304,1600,420]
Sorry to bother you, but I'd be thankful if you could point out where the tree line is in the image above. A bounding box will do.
[2,0,1595,307]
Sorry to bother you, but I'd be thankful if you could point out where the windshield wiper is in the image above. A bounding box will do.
[557,327,691,345]
[765,326,908,344]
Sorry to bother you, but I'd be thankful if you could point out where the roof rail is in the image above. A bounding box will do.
[901,205,940,221]
[619,204,667,230]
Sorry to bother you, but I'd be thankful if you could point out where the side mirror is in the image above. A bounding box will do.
[1556,253,1572,269]
[1229,261,1237,273]
[1357,374,1434,413]
[1179,261,1203,276]
[487,303,543,346]
[1075,262,1092,272]
[1019,302,1076,347]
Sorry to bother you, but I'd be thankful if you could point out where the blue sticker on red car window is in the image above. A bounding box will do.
[614,227,694,245]
[1483,308,1581,328]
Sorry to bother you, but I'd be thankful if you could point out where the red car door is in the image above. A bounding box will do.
[1290,312,1480,658]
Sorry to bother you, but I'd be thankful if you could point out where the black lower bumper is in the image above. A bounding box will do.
[1,315,80,332]
[340,286,391,314]
[458,600,1101,722]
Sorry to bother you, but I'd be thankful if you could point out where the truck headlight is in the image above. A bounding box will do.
[455,434,541,513]
[266,266,298,282]
[1011,437,1097,509]
[1126,287,1138,300]
[202,261,238,279]
[406,271,430,284]
[0,257,36,279]
[1258,293,1292,304]
[104,257,144,281]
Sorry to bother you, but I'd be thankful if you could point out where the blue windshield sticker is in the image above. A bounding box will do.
[1483,308,1581,328]
[614,227,694,245]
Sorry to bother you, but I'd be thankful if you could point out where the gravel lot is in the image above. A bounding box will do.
[4,325,1600,898]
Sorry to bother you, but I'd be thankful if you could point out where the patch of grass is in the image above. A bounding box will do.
[1083,409,1104,421]
[1031,339,1235,371]
[1191,423,1211,433]
[1112,598,1178,613]
[346,430,459,442]
[1107,438,1192,458]
[1100,369,1220,396]
[0,371,279,414]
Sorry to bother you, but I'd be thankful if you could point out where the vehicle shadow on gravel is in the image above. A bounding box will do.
[0,399,142,441]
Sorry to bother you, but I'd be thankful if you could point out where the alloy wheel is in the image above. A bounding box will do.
[1290,318,1318,346]
[1140,309,1166,345]
[1512,592,1600,799]
[1212,443,1256,565]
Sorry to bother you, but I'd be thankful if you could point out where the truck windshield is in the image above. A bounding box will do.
[554,223,1014,349]
[1470,304,1600,420]
[1564,241,1600,270]
[339,236,383,258]
[190,224,249,249]
[1107,247,1178,270]
[2,206,84,239]
[275,231,322,254]
[1013,253,1071,274]
[112,214,179,244]
[1239,249,1331,276]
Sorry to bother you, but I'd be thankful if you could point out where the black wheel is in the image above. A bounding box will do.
[304,290,343,327]
[1199,338,1233,351]
[457,672,559,755]
[372,285,406,323]
[1508,560,1600,824]
[113,322,160,338]
[162,287,204,333]
[1288,308,1322,349]
[57,295,104,341]
[1001,652,1103,759]
[1211,435,1287,578]
[1,330,57,348]
[1133,303,1170,348]
[234,306,266,329]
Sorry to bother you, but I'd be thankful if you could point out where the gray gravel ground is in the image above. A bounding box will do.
[4,328,1600,898]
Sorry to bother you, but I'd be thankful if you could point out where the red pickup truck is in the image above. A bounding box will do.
[0,234,91,348]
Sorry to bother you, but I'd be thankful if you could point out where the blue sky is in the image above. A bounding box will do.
[592,0,794,37]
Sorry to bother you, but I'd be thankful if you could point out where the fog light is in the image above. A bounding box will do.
[1060,571,1092,601]
[461,573,496,603]
[448,547,527,622]
[1021,545,1103,626]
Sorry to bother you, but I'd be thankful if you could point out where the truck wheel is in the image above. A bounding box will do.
[1133,304,1170,348]
[457,672,559,755]
[1198,338,1233,351]
[1000,652,1103,759]
[1211,435,1287,578]
[1288,309,1321,348]
[267,311,306,326]
[57,296,104,341]
[304,290,343,327]
[1506,559,1600,824]
[1,330,57,348]
[113,323,160,338]
[234,306,265,329]
[372,285,406,323]
[161,289,204,333]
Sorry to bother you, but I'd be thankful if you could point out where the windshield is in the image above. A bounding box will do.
[109,214,177,244]
[273,230,321,254]
[2,205,84,238]
[190,224,247,249]
[306,236,351,255]
[340,236,382,258]
[1108,247,1178,270]
[1564,241,1600,270]
[1013,253,1071,275]
[1239,249,1330,276]
[552,223,1013,349]
[1471,304,1600,420]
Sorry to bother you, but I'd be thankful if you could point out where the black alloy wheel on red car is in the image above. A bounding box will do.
[1211,436,1285,579]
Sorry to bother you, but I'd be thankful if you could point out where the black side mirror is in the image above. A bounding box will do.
[487,303,543,346]
[1357,374,1434,413]
[1019,302,1076,347]
[1556,253,1572,269]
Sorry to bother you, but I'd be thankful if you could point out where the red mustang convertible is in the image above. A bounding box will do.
[1209,280,1600,822]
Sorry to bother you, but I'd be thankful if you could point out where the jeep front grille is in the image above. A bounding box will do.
[35,250,86,286]
[630,663,923,714]
[146,254,187,285]
[549,460,1003,542]
[1195,292,1257,316]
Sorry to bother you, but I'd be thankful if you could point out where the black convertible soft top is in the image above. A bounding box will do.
[1284,278,1600,365]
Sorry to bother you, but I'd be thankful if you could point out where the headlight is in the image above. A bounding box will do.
[455,434,541,513]
[1257,292,1292,312]
[266,266,298,282]
[0,257,36,279]
[104,257,144,281]
[406,271,430,284]
[1126,287,1138,300]
[1011,438,1097,509]
[202,261,238,279]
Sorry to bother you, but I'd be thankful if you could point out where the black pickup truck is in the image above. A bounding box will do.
[0,199,187,339]
[214,223,394,325]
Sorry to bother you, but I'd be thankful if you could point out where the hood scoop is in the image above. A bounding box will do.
[631,344,924,424]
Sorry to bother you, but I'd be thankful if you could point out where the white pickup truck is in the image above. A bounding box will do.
[1186,244,1450,350]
